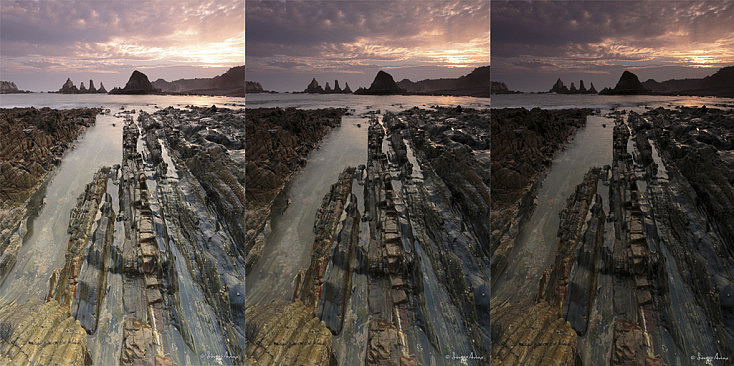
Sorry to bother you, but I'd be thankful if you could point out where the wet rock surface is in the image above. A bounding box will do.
[490,108,594,288]
[245,107,345,274]
[0,107,99,284]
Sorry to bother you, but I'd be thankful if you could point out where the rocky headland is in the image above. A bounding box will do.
[641,66,734,97]
[152,65,245,96]
[397,66,490,97]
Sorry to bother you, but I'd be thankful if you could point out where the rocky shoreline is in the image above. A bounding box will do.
[490,108,594,288]
[245,107,345,274]
[0,107,99,284]
[245,106,491,364]
[1,105,247,365]
[491,105,734,365]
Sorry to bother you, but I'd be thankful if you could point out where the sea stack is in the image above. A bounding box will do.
[305,78,324,93]
[59,78,79,93]
[599,70,650,95]
[550,78,569,94]
[355,70,404,95]
[109,70,159,94]
[88,80,97,93]
[343,82,352,94]
[333,80,342,93]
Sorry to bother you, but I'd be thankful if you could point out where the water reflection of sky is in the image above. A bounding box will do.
[0,94,245,109]
[491,94,734,110]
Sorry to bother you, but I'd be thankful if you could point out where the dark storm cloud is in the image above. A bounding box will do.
[492,0,734,92]
[0,0,243,91]
[246,0,489,91]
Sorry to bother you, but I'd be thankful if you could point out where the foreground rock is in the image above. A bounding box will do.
[0,299,90,365]
[245,300,334,365]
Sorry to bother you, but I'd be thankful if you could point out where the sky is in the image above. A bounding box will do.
[0,0,244,91]
[492,0,734,92]
[246,0,490,92]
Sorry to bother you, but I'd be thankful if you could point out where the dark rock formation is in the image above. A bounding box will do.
[304,78,324,93]
[57,78,105,94]
[588,82,597,94]
[491,81,520,94]
[303,78,351,94]
[60,78,79,93]
[246,81,264,93]
[550,78,569,93]
[333,80,342,93]
[599,70,650,95]
[550,78,597,94]
[98,83,107,93]
[109,70,159,94]
[355,70,404,95]
[295,167,358,334]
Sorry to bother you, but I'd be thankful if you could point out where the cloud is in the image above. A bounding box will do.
[492,0,734,91]
[0,0,244,90]
[245,0,489,89]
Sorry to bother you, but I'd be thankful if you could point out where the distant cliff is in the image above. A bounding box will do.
[491,81,522,95]
[109,70,160,95]
[641,66,734,97]
[397,66,490,97]
[152,65,245,96]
